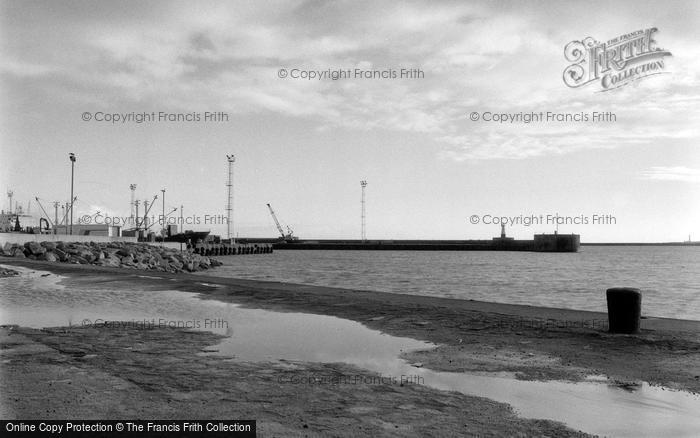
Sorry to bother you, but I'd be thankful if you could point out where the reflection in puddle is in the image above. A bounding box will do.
[2,265,699,437]
[405,368,699,438]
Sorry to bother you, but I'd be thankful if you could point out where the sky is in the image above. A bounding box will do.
[1,0,698,242]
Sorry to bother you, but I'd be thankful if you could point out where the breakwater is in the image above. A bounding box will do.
[0,241,222,273]
[193,242,273,256]
[267,234,580,253]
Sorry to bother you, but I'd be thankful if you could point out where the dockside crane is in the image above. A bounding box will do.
[34,197,54,233]
[266,203,297,241]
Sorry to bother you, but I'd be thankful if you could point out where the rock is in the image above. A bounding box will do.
[78,250,95,262]
[43,251,58,262]
[103,248,120,258]
[151,252,164,264]
[0,268,20,277]
[3,240,228,274]
[26,241,46,256]
[69,255,88,264]
[100,257,121,268]
[40,241,57,250]
[53,248,68,262]
[147,257,161,269]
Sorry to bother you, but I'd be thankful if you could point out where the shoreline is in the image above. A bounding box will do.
[2,258,699,330]
[2,258,700,435]
[3,258,699,389]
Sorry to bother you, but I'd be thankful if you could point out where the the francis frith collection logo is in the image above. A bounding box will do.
[563,27,672,91]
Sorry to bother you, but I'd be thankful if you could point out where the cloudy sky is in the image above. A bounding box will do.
[1,0,698,241]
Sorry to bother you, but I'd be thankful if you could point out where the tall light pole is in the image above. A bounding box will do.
[134,200,140,230]
[143,200,149,230]
[180,204,184,252]
[130,184,137,222]
[69,153,76,235]
[360,180,367,242]
[53,201,59,234]
[161,188,166,247]
[226,155,235,243]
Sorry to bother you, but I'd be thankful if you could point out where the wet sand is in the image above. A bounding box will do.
[2,258,699,436]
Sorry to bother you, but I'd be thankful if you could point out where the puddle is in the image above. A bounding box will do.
[203,299,700,437]
[0,265,233,335]
[198,282,224,288]
[195,294,430,366]
[2,264,699,437]
[391,366,699,438]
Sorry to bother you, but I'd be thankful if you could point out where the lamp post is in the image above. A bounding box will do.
[226,155,235,243]
[161,189,166,247]
[69,153,76,235]
[360,180,367,242]
[180,205,184,252]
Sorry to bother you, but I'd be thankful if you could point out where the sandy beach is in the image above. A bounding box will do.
[2,259,699,436]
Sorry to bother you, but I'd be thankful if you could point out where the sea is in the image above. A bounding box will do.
[1,246,699,436]
[195,246,700,321]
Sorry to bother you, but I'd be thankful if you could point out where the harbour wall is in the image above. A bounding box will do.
[193,242,273,256]
[271,234,580,253]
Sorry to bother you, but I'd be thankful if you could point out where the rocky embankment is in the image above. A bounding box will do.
[0,241,221,273]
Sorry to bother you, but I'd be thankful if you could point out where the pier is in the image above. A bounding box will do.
[238,233,581,253]
[193,242,273,256]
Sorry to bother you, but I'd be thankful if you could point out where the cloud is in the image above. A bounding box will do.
[2,0,699,160]
[639,167,700,182]
[1,59,57,77]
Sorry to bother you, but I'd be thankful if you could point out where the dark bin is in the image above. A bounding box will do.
[606,288,642,334]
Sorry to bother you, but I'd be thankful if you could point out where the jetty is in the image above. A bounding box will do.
[193,241,273,256]
[238,231,581,253]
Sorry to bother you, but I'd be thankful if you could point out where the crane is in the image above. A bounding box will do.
[34,197,55,229]
[124,194,158,231]
[266,203,297,241]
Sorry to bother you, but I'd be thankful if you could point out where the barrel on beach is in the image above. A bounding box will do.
[606,288,642,334]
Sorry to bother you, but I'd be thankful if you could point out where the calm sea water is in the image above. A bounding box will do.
[197,246,700,320]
